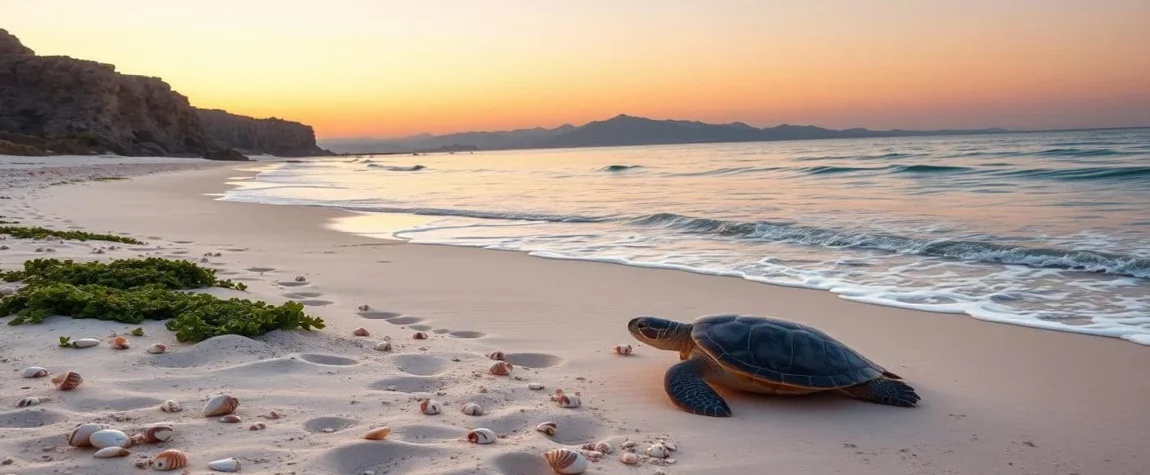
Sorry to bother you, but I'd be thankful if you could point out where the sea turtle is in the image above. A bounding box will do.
[627,314,920,417]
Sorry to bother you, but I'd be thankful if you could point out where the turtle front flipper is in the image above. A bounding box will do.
[664,356,732,417]
[841,378,920,407]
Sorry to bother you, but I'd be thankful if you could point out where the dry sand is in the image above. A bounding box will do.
[1,156,1148,475]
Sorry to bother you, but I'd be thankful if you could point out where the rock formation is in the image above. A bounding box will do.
[196,109,328,157]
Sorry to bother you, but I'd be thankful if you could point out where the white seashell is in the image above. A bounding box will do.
[646,443,670,458]
[488,361,513,376]
[71,338,100,348]
[93,446,130,458]
[159,400,182,412]
[89,429,132,449]
[619,451,640,465]
[466,428,497,444]
[219,414,242,423]
[614,344,633,356]
[487,351,505,360]
[461,402,484,416]
[203,393,239,417]
[68,423,106,447]
[51,370,83,390]
[353,327,370,337]
[556,394,581,408]
[528,382,544,390]
[23,366,48,378]
[147,343,167,354]
[542,448,588,474]
[111,336,130,349]
[412,331,428,340]
[374,341,393,352]
[420,399,442,415]
[208,457,241,472]
[535,421,557,436]
[136,425,174,444]
[582,441,612,454]
[363,426,391,440]
[17,396,41,407]
[152,449,188,471]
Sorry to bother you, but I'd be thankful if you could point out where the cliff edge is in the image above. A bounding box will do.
[196,109,328,157]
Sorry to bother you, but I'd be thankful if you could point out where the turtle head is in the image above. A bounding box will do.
[628,316,692,351]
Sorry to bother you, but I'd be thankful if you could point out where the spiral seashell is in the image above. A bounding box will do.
[461,402,484,416]
[582,441,613,454]
[488,361,513,376]
[614,344,632,356]
[542,448,588,474]
[23,366,48,378]
[111,336,130,349]
[535,421,557,436]
[353,327,370,337]
[147,343,166,354]
[412,331,428,340]
[487,351,505,360]
[17,396,41,407]
[619,451,640,465]
[363,426,391,440]
[374,341,393,352]
[466,428,497,445]
[68,423,105,447]
[89,429,132,449]
[152,449,188,471]
[51,371,82,391]
[159,400,182,413]
[249,422,266,431]
[202,393,239,417]
[556,394,581,408]
[135,425,173,444]
[420,399,442,415]
[219,414,242,423]
[646,443,670,458]
[93,446,130,458]
[208,457,241,472]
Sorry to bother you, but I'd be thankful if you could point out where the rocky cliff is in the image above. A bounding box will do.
[196,109,328,157]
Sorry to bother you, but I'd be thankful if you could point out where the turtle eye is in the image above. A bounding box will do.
[636,321,648,329]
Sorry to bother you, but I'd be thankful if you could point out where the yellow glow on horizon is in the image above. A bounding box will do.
[4,0,1149,138]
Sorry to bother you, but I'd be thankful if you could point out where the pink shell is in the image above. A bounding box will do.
[353,327,370,337]
[412,331,428,340]
[488,361,513,376]
[51,371,82,391]
[542,448,587,474]
[152,449,187,471]
[487,351,505,360]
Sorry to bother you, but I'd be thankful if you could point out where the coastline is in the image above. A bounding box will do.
[2,160,1148,474]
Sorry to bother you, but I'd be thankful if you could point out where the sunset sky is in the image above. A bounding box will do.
[4,0,1149,139]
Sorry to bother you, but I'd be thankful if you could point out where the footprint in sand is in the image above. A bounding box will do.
[224,247,248,252]
[432,328,451,334]
[315,442,440,474]
[367,375,442,393]
[0,408,68,428]
[247,267,276,273]
[391,354,450,376]
[409,324,433,331]
[386,316,424,325]
[503,353,564,369]
[357,311,402,320]
[283,291,324,298]
[492,452,551,474]
[304,416,358,433]
[391,424,466,443]
[172,240,194,244]
[277,280,309,287]
[297,299,334,307]
[67,395,168,412]
[147,236,164,240]
[299,354,360,366]
[449,330,486,339]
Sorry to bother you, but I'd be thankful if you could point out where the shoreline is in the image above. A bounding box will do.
[2,160,1148,474]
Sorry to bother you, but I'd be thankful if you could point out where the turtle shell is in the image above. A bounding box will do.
[692,314,888,389]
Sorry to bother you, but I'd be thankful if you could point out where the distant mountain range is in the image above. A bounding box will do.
[319,114,1011,155]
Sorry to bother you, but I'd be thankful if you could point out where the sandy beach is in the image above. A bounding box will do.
[1,156,1148,475]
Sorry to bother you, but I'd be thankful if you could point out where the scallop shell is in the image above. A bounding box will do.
[582,441,612,454]
[72,338,100,348]
[202,393,239,417]
[619,451,640,465]
[152,449,188,471]
[135,425,174,444]
[111,336,130,349]
[466,428,497,444]
[89,429,132,449]
[248,422,266,431]
[146,343,167,354]
[353,327,370,337]
[488,361,514,376]
[412,331,428,340]
[23,366,48,378]
[614,344,632,356]
[68,423,105,447]
[219,414,242,423]
[93,446,130,458]
[556,394,581,408]
[420,399,442,415]
[374,341,393,352]
[461,402,484,416]
[363,426,391,440]
[17,396,41,407]
[646,443,670,458]
[51,371,82,390]
[542,448,588,474]
[159,400,182,413]
[487,351,505,360]
[535,421,557,436]
[207,457,240,472]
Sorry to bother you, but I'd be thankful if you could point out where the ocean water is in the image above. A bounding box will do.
[223,129,1150,345]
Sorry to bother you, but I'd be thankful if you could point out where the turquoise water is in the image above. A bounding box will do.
[223,129,1150,345]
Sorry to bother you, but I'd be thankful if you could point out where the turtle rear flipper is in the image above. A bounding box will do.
[841,378,920,407]
[664,356,732,417]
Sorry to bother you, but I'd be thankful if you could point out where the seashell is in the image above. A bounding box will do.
[68,423,106,447]
[614,344,633,356]
[93,446,130,458]
[374,341,393,352]
[528,382,544,390]
[661,441,677,451]
[17,396,41,407]
[261,410,283,420]
[461,402,484,416]
[582,441,612,454]
[420,399,442,415]
[72,338,100,348]
[23,366,48,378]
[207,457,241,472]
[353,327,370,337]
[581,450,603,462]
[147,343,167,354]
[135,425,173,444]
[159,400,182,412]
[51,371,82,390]
[619,451,640,465]
[542,448,588,474]
[646,443,669,458]
[363,426,391,440]
[111,336,130,349]
[202,393,239,417]
[152,449,188,471]
[556,394,581,408]
[89,429,132,449]
[535,421,557,436]
[466,428,497,445]
[249,422,266,431]
[219,414,242,423]
[294,275,306,282]
[412,331,428,340]
[488,361,513,376]
[550,388,565,401]
[487,351,505,360]
[358,304,370,311]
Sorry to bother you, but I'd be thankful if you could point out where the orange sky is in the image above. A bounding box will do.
[4,0,1149,138]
